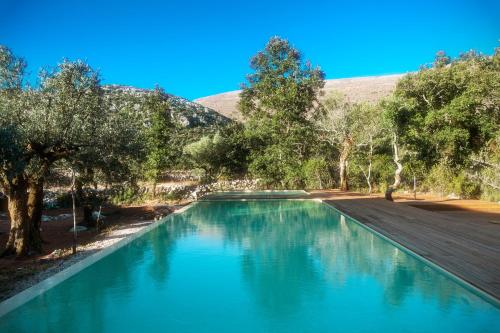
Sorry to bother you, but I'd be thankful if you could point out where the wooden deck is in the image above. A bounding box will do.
[310,191,500,300]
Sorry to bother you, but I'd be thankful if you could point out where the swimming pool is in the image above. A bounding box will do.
[0,199,499,332]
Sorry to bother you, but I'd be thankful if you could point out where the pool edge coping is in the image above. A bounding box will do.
[0,201,199,318]
[319,198,500,308]
[199,189,310,200]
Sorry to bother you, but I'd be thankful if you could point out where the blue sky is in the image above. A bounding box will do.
[1,0,499,100]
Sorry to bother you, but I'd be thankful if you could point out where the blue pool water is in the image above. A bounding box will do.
[0,200,499,332]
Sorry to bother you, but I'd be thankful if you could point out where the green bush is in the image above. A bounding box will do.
[303,158,332,189]
[481,187,500,202]
[423,163,480,198]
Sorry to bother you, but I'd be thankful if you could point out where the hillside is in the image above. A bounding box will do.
[104,85,232,127]
[194,74,405,121]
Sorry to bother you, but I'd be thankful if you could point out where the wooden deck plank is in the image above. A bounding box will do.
[315,193,500,300]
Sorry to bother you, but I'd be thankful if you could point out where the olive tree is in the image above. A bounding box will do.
[184,124,249,181]
[0,53,104,255]
[1,46,143,255]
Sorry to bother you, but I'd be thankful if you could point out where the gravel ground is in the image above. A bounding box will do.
[0,219,155,302]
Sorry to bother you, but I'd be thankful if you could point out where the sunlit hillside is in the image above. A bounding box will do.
[195,74,404,121]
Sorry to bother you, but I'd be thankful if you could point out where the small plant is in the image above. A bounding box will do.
[110,186,145,205]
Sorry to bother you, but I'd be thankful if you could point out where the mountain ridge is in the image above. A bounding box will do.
[194,74,406,121]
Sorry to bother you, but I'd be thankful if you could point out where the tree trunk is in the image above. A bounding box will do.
[339,139,352,191]
[366,166,372,195]
[366,136,373,195]
[317,171,323,190]
[75,178,84,206]
[3,177,31,256]
[83,204,94,228]
[385,134,403,201]
[413,174,417,200]
[27,178,44,253]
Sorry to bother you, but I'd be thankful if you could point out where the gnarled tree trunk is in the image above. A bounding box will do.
[385,133,403,201]
[27,178,44,253]
[360,135,374,195]
[3,177,31,256]
[339,138,353,191]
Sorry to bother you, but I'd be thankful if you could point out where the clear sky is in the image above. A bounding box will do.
[1,0,499,100]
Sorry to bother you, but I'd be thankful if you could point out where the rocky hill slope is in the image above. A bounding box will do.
[194,74,405,121]
[104,85,232,127]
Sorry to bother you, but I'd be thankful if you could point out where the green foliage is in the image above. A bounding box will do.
[3,41,500,206]
[422,163,480,198]
[0,126,26,182]
[217,123,250,177]
[110,185,144,205]
[349,148,394,193]
[380,49,500,199]
[239,37,325,188]
[370,154,395,191]
[386,50,499,168]
[248,144,304,188]
[184,124,249,181]
[302,158,331,189]
[470,134,500,201]
[143,87,176,184]
[0,45,26,90]
[1,55,121,188]
[320,94,369,146]
[1,46,146,214]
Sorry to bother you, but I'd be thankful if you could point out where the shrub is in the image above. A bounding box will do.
[110,185,145,205]
[423,163,480,198]
[303,158,332,189]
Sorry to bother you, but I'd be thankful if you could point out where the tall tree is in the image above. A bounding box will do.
[238,37,325,188]
[143,87,176,196]
[318,94,366,191]
[387,50,499,169]
[0,56,103,255]
[0,46,144,255]
[354,104,384,194]
[384,49,500,199]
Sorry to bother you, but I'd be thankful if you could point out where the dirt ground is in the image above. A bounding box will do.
[393,193,500,227]
[0,203,186,302]
[310,190,500,220]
